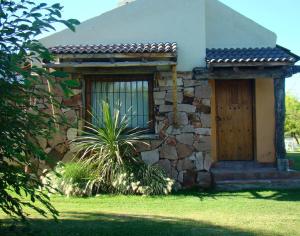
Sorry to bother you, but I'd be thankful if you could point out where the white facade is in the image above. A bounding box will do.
[40,0,277,71]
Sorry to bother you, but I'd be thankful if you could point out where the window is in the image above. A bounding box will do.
[87,76,153,129]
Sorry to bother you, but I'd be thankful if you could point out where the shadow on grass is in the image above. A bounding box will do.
[1,212,266,236]
[173,188,300,202]
[248,189,300,201]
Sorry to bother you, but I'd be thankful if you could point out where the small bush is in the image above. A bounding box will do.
[43,162,100,197]
[112,164,174,195]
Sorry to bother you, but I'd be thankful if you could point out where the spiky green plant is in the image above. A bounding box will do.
[72,101,145,189]
[71,101,174,195]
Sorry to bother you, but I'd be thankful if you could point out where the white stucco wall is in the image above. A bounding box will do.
[40,0,206,71]
[41,0,278,70]
[205,0,277,49]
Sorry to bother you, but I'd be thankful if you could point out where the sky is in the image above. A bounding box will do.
[40,0,300,98]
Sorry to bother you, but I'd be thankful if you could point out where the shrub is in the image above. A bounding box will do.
[43,162,100,197]
[112,164,174,195]
[71,101,174,195]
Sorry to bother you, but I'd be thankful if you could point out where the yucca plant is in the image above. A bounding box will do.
[71,101,174,195]
[72,101,146,189]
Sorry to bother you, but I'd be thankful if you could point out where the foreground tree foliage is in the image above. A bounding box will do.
[0,0,79,220]
[285,94,300,144]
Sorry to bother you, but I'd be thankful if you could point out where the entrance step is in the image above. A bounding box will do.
[211,168,300,182]
[215,179,300,191]
[211,161,300,190]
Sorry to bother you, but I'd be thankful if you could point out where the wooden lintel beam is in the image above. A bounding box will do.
[193,66,291,80]
[45,61,177,68]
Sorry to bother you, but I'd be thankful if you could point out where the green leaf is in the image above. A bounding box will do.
[63,79,80,87]
[50,71,69,78]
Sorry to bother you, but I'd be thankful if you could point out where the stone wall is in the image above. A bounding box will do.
[36,71,212,189]
[140,72,212,189]
[34,76,84,171]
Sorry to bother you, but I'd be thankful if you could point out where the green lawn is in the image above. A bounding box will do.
[1,190,300,236]
[287,152,300,170]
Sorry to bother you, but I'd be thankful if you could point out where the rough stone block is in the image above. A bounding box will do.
[156,159,171,175]
[160,144,178,160]
[193,136,211,152]
[184,80,208,87]
[178,104,196,113]
[168,112,189,126]
[204,153,212,171]
[200,114,211,128]
[141,149,160,165]
[64,109,77,123]
[159,105,173,113]
[183,87,195,97]
[176,143,193,159]
[151,140,163,149]
[197,171,212,189]
[195,128,211,136]
[62,94,81,107]
[181,125,195,133]
[183,170,197,188]
[195,152,204,170]
[67,128,78,141]
[176,133,194,146]
[155,99,165,105]
[158,78,183,87]
[195,86,211,99]
[177,158,195,171]
[154,91,166,99]
[62,151,77,163]
[48,132,66,148]
[202,99,211,107]
[165,91,183,104]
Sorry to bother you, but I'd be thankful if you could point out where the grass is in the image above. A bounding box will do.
[1,190,300,236]
[287,152,300,170]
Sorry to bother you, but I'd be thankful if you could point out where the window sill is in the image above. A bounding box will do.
[139,134,160,140]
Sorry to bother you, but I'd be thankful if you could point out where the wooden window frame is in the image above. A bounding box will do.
[85,74,155,133]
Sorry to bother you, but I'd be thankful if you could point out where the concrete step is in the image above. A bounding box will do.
[212,161,275,170]
[211,168,300,181]
[215,178,300,191]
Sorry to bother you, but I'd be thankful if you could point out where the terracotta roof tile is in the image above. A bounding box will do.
[206,46,299,64]
[49,42,177,54]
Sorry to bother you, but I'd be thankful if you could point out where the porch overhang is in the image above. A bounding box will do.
[44,42,178,72]
[194,46,300,80]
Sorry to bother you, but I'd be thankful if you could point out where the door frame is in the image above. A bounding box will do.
[210,79,256,163]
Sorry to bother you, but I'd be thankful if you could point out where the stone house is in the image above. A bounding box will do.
[40,0,300,189]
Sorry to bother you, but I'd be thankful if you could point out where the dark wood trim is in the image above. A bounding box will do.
[194,66,291,80]
[85,79,92,124]
[274,78,286,159]
[251,79,257,162]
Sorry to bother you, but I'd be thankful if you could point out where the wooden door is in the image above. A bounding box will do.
[216,80,254,161]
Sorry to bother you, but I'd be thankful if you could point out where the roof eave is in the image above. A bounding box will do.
[207,61,295,68]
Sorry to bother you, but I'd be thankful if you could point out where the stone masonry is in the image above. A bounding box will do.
[140,72,212,189]
[36,71,212,189]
